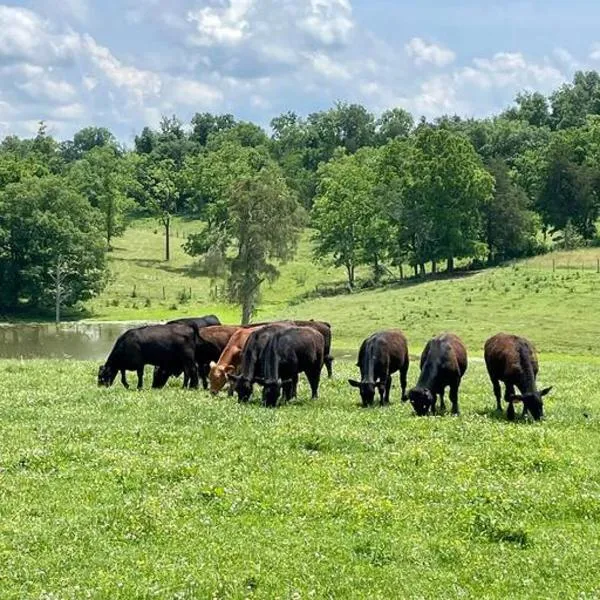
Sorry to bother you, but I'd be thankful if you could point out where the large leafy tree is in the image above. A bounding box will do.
[185,146,303,323]
[483,159,539,263]
[312,148,390,287]
[68,146,135,248]
[0,176,107,311]
[551,71,600,130]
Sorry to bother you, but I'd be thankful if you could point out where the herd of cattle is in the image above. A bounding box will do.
[97,315,552,420]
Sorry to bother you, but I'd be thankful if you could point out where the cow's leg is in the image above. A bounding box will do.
[382,376,392,405]
[450,382,460,415]
[325,355,333,378]
[400,365,408,402]
[307,368,321,400]
[492,378,502,411]
[185,360,199,389]
[137,367,144,390]
[183,371,189,389]
[439,389,446,413]
[120,369,129,389]
[200,364,208,390]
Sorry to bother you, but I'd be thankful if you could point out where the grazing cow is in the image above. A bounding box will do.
[348,330,410,407]
[209,319,332,394]
[257,326,325,407]
[484,333,552,421]
[293,320,333,378]
[208,325,264,395]
[98,323,199,390]
[167,314,221,328]
[152,325,238,389]
[229,323,291,402]
[408,333,468,416]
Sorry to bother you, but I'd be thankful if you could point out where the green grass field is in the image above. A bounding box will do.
[3,220,600,597]
[0,359,599,598]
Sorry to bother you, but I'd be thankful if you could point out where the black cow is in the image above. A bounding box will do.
[152,325,238,389]
[167,315,221,328]
[484,333,552,421]
[97,323,199,390]
[407,333,468,416]
[293,320,333,378]
[257,326,325,408]
[348,330,410,407]
[229,323,291,403]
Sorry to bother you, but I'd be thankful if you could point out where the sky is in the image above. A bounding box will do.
[1,0,600,144]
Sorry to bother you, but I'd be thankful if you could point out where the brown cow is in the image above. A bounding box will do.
[208,325,264,395]
[484,333,552,421]
[407,333,468,416]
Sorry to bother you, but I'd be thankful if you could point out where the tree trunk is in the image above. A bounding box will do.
[346,263,355,289]
[431,260,437,274]
[399,265,404,280]
[413,265,418,277]
[55,257,61,325]
[419,263,426,276]
[447,255,454,272]
[241,299,253,325]
[165,215,170,261]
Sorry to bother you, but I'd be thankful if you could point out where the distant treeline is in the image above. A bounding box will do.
[2,70,600,315]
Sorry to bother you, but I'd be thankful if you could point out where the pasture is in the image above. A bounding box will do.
[0,357,599,598]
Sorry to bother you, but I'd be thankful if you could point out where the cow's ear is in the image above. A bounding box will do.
[209,361,217,369]
[348,379,361,388]
[540,386,553,397]
[254,377,265,385]
[226,373,240,383]
[281,378,293,385]
[225,365,235,374]
[509,394,524,403]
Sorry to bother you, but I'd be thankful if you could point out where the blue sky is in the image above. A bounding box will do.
[1,0,599,144]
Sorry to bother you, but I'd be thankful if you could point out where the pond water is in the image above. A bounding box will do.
[0,322,148,360]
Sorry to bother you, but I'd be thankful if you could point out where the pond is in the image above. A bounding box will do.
[0,322,148,360]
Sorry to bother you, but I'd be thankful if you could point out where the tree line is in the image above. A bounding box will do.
[2,70,600,319]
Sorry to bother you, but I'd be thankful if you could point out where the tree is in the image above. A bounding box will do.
[0,176,107,312]
[376,108,414,144]
[60,127,119,162]
[551,71,600,130]
[146,159,179,261]
[68,146,134,248]
[185,153,303,323]
[312,148,389,287]
[503,91,550,128]
[482,159,539,263]
[190,112,236,147]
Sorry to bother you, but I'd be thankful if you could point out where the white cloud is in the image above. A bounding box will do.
[17,77,77,103]
[167,77,224,106]
[405,37,456,67]
[187,0,254,47]
[590,43,600,61]
[82,34,162,102]
[300,0,354,46]
[0,6,80,64]
[305,51,350,79]
[82,76,98,91]
[50,102,87,120]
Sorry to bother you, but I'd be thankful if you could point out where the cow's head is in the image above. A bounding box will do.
[348,379,385,407]
[257,378,288,407]
[97,364,117,387]
[408,387,435,416]
[507,387,552,421]
[152,366,170,389]
[228,373,253,403]
[209,361,234,395]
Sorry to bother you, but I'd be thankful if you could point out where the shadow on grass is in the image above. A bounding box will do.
[0,305,94,324]
[291,268,483,304]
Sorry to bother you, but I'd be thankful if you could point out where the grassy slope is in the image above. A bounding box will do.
[86,218,348,323]
[0,360,599,598]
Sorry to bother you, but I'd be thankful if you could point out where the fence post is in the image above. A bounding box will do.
[597,258,599,274]
[162,286,166,300]
[552,259,555,272]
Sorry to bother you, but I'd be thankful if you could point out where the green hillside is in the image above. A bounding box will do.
[87,219,600,358]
